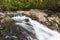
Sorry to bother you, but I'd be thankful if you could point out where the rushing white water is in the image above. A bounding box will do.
[12,15,60,40]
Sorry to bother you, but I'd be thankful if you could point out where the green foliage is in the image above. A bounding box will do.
[0,0,60,10]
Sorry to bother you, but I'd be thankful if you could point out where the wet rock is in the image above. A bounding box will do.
[0,9,60,40]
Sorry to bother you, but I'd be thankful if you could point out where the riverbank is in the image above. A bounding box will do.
[0,9,60,40]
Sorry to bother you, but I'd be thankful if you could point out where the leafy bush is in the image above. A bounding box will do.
[0,0,60,10]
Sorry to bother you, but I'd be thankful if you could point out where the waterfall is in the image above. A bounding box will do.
[12,15,60,40]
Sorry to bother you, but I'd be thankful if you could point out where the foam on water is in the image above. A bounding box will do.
[12,15,60,40]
